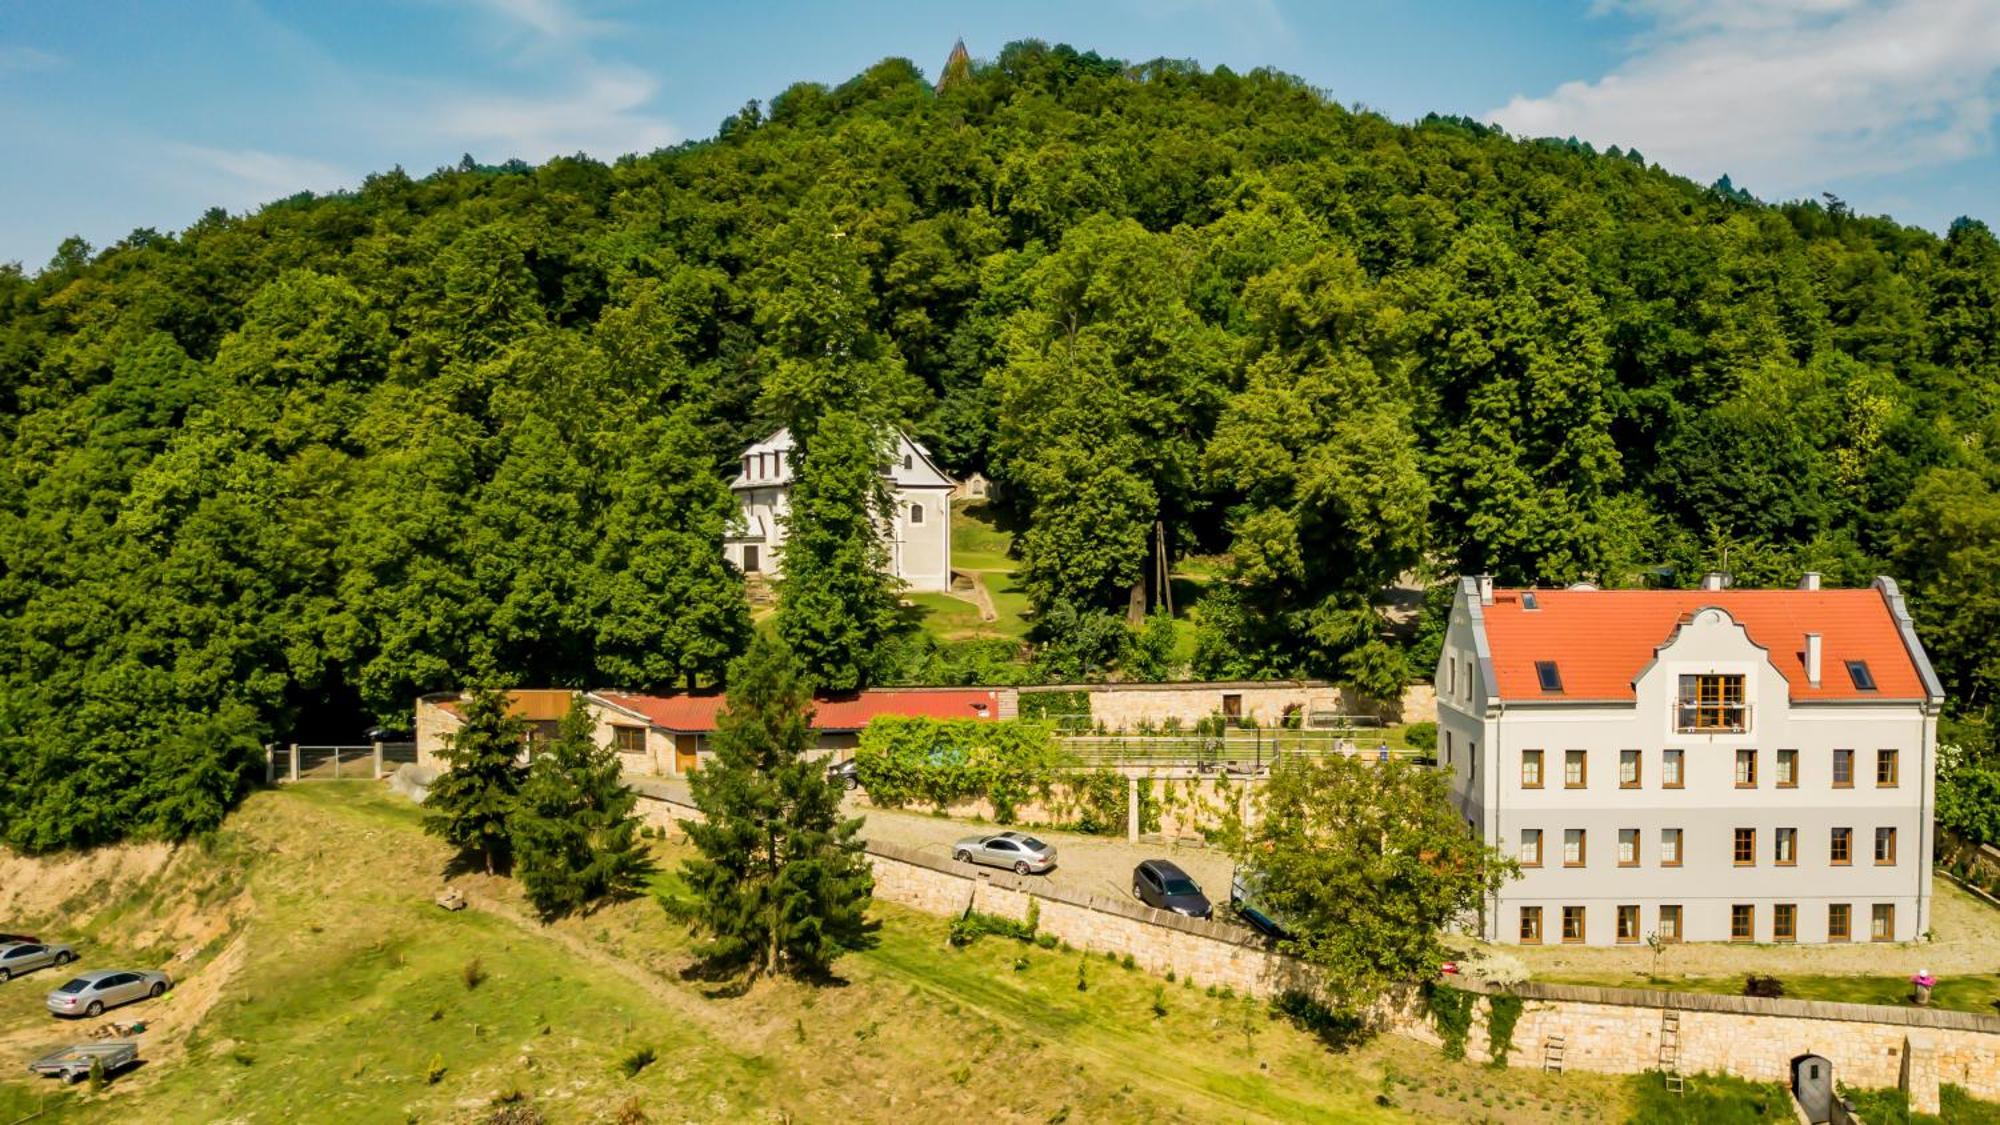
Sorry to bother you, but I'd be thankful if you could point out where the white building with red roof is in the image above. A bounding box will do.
[1436,573,1943,947]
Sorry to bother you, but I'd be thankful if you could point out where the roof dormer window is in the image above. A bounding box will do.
[1522,591,1539,610]
[1534,661,1563,693]
[1846,660,1877,691]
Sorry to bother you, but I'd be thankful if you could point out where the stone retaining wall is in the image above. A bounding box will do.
[631,785,2000,1110]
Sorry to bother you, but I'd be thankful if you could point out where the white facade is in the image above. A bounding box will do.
[723,427,955,593]
[1437,576,1942,947]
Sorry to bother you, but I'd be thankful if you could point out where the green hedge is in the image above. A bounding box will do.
[856,717,1072,821]
[1018,690,1092,731]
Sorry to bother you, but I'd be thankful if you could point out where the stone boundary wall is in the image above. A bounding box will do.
[630,785,2000,1105]
[1016,680,1438,726]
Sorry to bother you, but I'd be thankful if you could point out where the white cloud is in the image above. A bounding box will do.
[1489,0,2000,197]
[169,145,354,201]
[423,64,677,158]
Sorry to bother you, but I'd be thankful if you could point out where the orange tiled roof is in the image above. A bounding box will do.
[435,689,577,722]
[594,689,1001,733]
[1478,588,1926,702]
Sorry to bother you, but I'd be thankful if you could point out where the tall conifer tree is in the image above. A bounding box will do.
[422,686,527,874]
[512,695,651,919]
[678,635,874,979]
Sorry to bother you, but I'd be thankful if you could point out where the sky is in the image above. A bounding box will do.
[2,0,1999,269]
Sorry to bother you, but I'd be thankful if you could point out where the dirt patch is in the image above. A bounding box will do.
[0,842,175,926]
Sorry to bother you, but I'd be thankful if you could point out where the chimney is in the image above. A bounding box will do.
[1475,575,1494,606]
[1799,572,1822,591]
[1805,633,1823,688]
[1701,571,1729,591]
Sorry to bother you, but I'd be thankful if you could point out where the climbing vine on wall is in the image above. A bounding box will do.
[1485,993,1523,1067]
[1427,983,1476,1060]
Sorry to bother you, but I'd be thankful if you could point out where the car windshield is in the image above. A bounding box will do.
[55,978,87,993]
[1162,878,1201,896]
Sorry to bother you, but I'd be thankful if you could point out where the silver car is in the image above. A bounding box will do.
[0,942,75,982]
[952,831,1057,875]
[46,970,171,1018]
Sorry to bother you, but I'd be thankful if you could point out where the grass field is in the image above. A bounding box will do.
[0,782,1642,1123]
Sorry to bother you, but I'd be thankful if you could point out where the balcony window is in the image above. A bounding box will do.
[1677,673,1747,732]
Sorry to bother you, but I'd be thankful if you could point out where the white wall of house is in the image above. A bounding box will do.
[1439,578,1939,947]
[723,427,954,593]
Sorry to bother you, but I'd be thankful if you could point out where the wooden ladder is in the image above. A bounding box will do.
[1543,1033,1566,1074]
[1659,1007,1684,1095]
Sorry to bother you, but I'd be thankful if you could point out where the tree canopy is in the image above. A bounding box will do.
[5,40,2000,849]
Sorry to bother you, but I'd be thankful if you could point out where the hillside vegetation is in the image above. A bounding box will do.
[6,41,2000,848]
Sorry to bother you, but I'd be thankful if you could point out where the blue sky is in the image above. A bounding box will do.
[3,0,1998,269]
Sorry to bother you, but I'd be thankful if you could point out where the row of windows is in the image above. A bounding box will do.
[1518,826,1896,868]
[1519,748,1898,790]
[1520,902,1897,944]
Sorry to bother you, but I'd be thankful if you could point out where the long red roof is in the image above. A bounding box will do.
[1479,587,1927,702]
[593,689,1001,732]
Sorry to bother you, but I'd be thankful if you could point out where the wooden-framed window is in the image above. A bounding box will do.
[1519,829,1543,867]
[1730,904,1754,942]
[1662,749,1684,789]
[1658,905,1682,942]
[1775,827,1797,866]
[1521,750,1543,789]
[1874,827,1897,866]
[1833,749,1855,788]
[909,502,925,525]
[1735,748,1758,788]
[1619,749,1641,788]
[1660,828,1683,867]
[1616,904,1640,943]
[1677,673,1747,732]
[1773,903,1796,942]
[1776,748,1798,788]
[1828,903,1851,942]
[1520,906,1543,944]
[1733,827,1756,866]
[1561,906,1585,943]
[1563,829,1586,867]
[1564,750,1587,788]
[1830,827,1852,865]
[1618,828,1640,867]
[611,725,646,755]
[1871,903,1895,942]
[1876,749,1900,788]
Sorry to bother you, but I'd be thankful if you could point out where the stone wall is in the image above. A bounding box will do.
[630,784,2000,1109]
[1015,680,1437,728]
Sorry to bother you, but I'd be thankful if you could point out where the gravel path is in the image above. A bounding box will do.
[641,776,1238,909]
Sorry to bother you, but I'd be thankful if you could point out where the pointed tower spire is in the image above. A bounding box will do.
[936,38,972,93]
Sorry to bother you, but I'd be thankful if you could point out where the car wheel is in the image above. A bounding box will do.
[1133,881,1143,899]
[149,982,165,998]
[844,777,858,791]
[954,849,971,864]
[85,1001,103,1017]
[0,968,10,982]
[54,951,72,965]
[1014,861,1030,876]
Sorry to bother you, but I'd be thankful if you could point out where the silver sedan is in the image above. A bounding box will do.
[46,970,172,1018]
[952,831,1057,875]
[0,942,75,982]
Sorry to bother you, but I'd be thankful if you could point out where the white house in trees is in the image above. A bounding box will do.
[1435,573,1942,947]
[723,427,955,593]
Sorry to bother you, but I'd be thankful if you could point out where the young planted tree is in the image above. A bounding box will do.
[422,687,528,874]
[678,634,874,979]
[512,695,652,919]
[1224,753,1514,1014]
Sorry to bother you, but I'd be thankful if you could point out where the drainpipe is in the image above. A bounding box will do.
[1920,704,1935,938]
[1489,699,1505,943]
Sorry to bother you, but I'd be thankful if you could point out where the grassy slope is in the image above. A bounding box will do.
[2,782,1632,1123]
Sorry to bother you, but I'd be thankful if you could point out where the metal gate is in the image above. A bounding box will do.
[267,743,418,782]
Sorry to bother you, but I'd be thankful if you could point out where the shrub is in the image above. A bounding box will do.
[612,1095,649,1125]
[426,1054,448,1084]
[1402,721,1437,752]
[1272,990,1368,1050]
[854,717,1070,821]
[1743,975,1785,998]
[1151,985,1168,1018]
[1076,958,1088,992]
[617,1045,657,1079]
[462,957,487,990]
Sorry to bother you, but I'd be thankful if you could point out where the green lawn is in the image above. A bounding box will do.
[1551,971,2000,1017]
[950,499,1017,573]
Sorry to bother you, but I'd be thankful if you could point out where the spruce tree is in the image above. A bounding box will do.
[422,687,527,874]
[774,411,902,692]
[512,695,651,919]
[678,634,874,979]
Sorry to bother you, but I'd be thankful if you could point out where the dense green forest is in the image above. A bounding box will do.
[5,41,2000,849]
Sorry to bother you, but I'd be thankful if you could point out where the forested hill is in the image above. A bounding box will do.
[5,40,2000,850]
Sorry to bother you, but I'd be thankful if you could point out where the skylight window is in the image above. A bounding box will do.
[1846,660,1877,691]
[1535,661,1563,693]
[1522,591,1539,610]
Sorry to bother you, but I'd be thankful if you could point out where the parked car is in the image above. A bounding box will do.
[1132,859,1212,918]
[826,758,859,790]
[46,970,172,1018]
[0,942,75,982]
[952,831,1057,875]
[27,1041,138,1083]
[364,726,410,743]
[1228,866,1293,940]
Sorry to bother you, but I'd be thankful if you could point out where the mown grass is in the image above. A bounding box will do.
[1846,1083,2000,1125]
[1624,1070,1793,1123]
[1548,971,2000,1017]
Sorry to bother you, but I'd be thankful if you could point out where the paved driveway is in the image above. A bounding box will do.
[639,776,1237,909]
